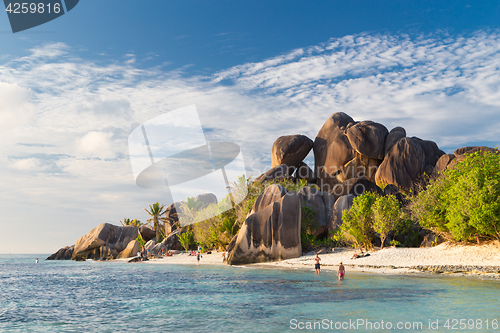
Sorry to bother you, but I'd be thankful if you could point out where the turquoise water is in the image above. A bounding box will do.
[1,255,500,332]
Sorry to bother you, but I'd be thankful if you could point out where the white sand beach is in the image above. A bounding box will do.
[142,241,500,278]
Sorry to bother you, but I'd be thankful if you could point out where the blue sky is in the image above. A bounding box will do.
[1,1,500,253]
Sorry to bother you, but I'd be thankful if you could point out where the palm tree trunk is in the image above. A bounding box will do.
[154,215,159,241]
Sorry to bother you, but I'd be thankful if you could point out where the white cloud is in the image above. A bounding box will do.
[75,131,115,159]
[0,82,36,128]
[11,158,42,171]
[27,42,69,59]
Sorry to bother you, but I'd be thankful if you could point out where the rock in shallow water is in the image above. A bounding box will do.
[46,245,74,260]
[72,223,138,260]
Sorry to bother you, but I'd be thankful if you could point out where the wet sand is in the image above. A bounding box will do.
[142,241,500,278]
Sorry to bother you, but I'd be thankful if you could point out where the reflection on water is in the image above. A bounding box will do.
[0,255,499,332]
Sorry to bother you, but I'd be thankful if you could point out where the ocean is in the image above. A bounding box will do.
[1,254,499,332]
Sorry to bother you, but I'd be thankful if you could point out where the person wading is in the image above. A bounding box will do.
[314,253,321,274]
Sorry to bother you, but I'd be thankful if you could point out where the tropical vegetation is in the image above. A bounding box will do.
[339,192,404,250]
[411,151,500,241]
[144,202,168,242]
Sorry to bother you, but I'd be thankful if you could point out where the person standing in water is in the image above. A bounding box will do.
[314,253,321,274]
[35,258,39,264]
[338,262,345,280]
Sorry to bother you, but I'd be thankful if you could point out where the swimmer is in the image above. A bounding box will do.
[338,262,345,280]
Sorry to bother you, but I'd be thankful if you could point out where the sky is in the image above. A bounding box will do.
[1,0,500,253]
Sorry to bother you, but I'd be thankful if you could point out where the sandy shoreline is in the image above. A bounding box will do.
[136,241,500,278]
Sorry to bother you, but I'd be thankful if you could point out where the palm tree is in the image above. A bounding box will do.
[144,202,167,241]
[228,174,250,204]
[119,218,132,227]
[120,218,143,228]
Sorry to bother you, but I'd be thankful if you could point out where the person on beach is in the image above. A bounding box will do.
[314,253,321,274]
[137,250,142,262]
[196,252,200,265]
[338,262,345,280]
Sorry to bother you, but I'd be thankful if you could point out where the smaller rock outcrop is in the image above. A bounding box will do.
[375,137,444,189]
[192,193,218,207]
[140,226,156,242]
[435,153,455,173]
[116,240,141,259]
[161,229,184,251]
[329,194,355,231]
[254,164,290,183]
[384,127,406,155]
[294,162,316,182]
[46,245,74,260]
[271,134,313,170]
[72,223,138,260]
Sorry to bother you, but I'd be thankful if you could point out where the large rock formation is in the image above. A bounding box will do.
[72,223,138,260]
[271,135,313,171]
[313,112,388,190]
[227,192,302,265]
[251,184,288,214]
[345,121,388,160]
[164,202,181,235]
[46,245,74,260]
[375,137,444,189]
[193,193,218,207]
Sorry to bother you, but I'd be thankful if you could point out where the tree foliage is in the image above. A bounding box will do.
[372,195,403,249]
[411,151,500,241]
[300,204,319,250]
[120,218,143,228]
[341,191,378,250]
[179,230,195,251]
[144,202,167,242]
[340,192,404,250]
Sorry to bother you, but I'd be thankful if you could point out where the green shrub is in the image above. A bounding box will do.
[179,230,195,251]
[339,191,404,249]
[135,234,146,248]
[411,151,500,241]
[300,204,319,250]
[372,195,403,248]
[340,191,378,250]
